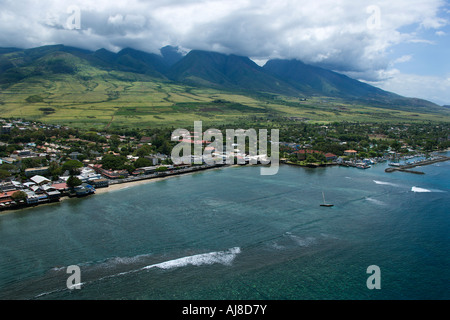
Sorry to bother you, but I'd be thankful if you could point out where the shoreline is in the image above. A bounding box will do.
[95,166,223,195]
[1,151,449,215]
[96,164,240,195]
[0,164,237,215]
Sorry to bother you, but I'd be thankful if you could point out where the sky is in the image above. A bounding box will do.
[0,0,449,105]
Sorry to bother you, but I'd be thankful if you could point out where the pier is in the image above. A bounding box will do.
[385,156,450,174]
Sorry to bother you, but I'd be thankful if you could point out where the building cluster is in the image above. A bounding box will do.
[0,119,174,211]
[0,174,95,210]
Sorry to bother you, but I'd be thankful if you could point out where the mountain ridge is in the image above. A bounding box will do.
[0,44,444,112]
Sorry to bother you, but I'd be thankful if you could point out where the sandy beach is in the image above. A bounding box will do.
[93,165,235,195]
[94,176,170,194]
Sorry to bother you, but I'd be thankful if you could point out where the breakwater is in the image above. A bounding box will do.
[385,156,450,174]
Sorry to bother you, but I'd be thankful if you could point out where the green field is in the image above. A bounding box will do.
[1,69,449,129]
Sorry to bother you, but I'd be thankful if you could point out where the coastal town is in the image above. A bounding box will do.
[1,118,449,212]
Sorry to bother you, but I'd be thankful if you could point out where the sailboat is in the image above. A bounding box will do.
[320,191,334,207]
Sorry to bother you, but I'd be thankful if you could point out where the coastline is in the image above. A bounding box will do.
[0,164,236,215]
[2,151,448,215]
[96,164,239,195]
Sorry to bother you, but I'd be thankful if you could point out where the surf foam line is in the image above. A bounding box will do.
[35,247,241,298]
[411,186,431,193]
[373,180,399,187]
[143,247,241,270]
[96,247,241,283]
[411,186,445,193]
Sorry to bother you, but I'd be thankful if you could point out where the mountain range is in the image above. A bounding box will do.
[0,44,443,112]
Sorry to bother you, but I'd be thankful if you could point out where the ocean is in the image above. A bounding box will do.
[0,153,449,300]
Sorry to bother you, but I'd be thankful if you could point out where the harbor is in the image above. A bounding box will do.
[385,155,450,174]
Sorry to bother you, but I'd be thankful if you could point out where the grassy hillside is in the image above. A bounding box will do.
[0,47,449,129]
[1,73,449,129]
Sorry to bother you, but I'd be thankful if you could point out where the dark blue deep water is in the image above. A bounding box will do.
[0,153,449,300]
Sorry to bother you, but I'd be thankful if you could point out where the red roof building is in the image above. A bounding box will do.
[51,183,69,192]
[324,153,337,161]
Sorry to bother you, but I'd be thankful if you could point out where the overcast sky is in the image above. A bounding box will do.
[0,0,449,105]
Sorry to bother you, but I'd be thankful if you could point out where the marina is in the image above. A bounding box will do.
[385,155,450,174]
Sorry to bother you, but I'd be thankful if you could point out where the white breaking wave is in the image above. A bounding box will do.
[411,186,432,193]
[373,180,399,187]
[143,247,241,270]
[411,186,445,193]
[36,247,241,298]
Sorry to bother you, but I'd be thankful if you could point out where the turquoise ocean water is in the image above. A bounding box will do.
[0,153,448,300]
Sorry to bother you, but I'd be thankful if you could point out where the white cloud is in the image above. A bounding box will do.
[393,55,413,64]
[369,72,450,105]
[0,0,449,101]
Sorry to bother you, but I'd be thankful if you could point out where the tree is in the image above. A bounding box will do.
[101,154,126,170]
[390,141,402,153]
[62,160,83,175]
[48,161,62,180]
[0,169,11,180]
[11,190,27,202]
[134,157,153,168]
[158,141,172,155]
[305,154,316,163]
[136,145,152,158]
[66,176,82,189]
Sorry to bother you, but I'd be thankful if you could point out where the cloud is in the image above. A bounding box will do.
[0,0,448,86]
[393,55,413,64]
[367,72,450,105]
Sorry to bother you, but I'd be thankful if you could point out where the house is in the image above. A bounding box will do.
[24,190,39,204]
[140,136,152,144]
[0,181,17,192]
[136,166,158,174]
[91,179,109,188]
[144,155,160,165]
[1,125,12,134]
[324,153,337,161]
[344,150,358,157]
[68,152,83,160]
[77,167,102,182]
[51,182,69,194]
[44,186,61,201]
[30,175,51,186]
[0,157,18,165]
[0,190,16,209]
[11,181,23,189]
[25,167,49,177]
[98,168,129,179]
[23,181,36,188]
[74,183,95,196]
[13,149,32,157]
